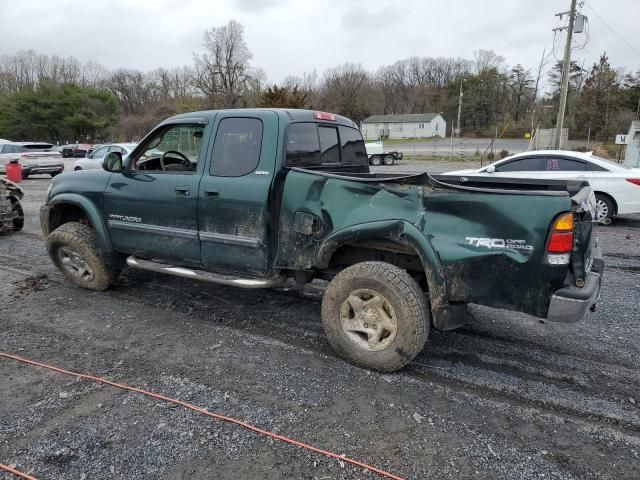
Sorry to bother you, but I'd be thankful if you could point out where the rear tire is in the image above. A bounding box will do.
[595,193,614,224]
[321,261,429,372]
[50,171,62,177]
[370,155,382,166]
[46,222,117,290]
[383,155,395,166]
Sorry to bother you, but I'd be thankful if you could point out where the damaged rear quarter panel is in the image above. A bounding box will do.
[276,169,572,318]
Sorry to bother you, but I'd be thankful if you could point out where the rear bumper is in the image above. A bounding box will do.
[547,252,604,323]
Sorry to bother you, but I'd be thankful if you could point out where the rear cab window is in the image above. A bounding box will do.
[285,123,368,170]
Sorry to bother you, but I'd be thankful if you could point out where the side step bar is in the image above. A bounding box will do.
[126,256,286,289]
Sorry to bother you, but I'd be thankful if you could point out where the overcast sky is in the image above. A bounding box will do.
[1,0,639,82]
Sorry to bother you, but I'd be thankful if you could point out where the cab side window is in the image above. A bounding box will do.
[210,118,263,177]
[495,157,541,172]
[131,123,204,174]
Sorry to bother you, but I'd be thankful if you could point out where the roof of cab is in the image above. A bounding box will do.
[164,108,357,128]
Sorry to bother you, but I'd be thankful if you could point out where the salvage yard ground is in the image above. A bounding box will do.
[1,159,639,479]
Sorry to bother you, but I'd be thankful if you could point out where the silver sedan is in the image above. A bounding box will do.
[73,143,137,170]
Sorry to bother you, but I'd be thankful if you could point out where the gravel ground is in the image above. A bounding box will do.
[1,163,639,479]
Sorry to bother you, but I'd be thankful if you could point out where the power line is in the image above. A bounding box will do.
[585,2,640,57]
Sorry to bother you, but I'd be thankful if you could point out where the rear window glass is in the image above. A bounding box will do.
[286,123,321,167]
[286,123,368,168]
[543,158,589,171]
[318,126,340,164]
[339,126,368,165]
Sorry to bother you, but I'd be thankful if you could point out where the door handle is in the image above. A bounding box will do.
[175,186,190,196]
[204,188,219,197]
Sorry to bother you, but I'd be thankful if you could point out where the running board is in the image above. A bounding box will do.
[126,256,286,289]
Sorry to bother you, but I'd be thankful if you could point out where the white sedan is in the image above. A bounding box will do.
[73,143,137,170]
[445,150,640,222]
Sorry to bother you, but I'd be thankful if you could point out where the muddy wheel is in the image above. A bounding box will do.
[595,193,614,224]
[10,198,23,231]
[370,155,382,166]
[321,261,429,372]
[46,222,116,290]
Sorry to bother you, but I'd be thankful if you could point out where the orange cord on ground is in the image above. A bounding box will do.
[0,463,38,480]
[1,352,405,480]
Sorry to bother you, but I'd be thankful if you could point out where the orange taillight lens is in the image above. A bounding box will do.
[553,213,574,231]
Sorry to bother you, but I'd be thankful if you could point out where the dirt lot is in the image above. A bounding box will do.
[1,163,639,479]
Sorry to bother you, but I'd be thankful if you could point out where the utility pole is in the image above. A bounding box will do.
[456,81,463,138]
[554,0,578,149]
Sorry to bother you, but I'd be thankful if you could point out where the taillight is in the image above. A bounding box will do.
[313,111,336,121]
[546,212,574,265]
[626,179,640,186]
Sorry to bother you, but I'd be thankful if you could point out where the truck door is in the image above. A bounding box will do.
[198,111,278,276]
[103,121,209,265]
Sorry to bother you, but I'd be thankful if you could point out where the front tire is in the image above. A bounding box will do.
[46,222,117,290]
[595,193,614,224]
[321,261,429,372]
[370,155,382,166]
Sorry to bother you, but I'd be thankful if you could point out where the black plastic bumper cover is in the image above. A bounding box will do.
[547,255,604,323]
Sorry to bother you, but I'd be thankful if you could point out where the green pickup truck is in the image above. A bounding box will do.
[40,109,604,371]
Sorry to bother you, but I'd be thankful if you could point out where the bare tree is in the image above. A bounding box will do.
[193,20,254,108]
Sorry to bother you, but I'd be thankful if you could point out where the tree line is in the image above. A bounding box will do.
[0,19,638,143]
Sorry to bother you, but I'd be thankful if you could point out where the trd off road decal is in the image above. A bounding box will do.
[465,237,534,251]
[109,214,142,223]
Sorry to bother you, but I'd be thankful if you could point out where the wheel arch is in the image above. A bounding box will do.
[44,193,112,254]
[317,220,448,313]
[594,191,618,215]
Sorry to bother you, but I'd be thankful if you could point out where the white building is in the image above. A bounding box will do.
[361,113,447,140]
[623,120,640,168]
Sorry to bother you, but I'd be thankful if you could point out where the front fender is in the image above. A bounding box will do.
[317,220,447,311]
[46,193,112,253]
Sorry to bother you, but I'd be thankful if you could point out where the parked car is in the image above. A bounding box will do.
[0,143,64,178]
[86,144,105,157]
[73,144,137,170]
[41,109,602,372]
[62,143,92,158]
[445,150,640,223]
